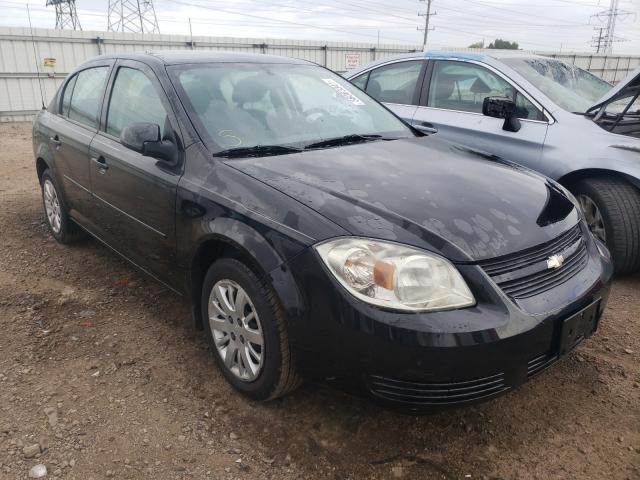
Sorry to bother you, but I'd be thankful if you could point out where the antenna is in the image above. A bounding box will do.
[108,0,160,34]
[27,5,46,109]
[45,0,82,30]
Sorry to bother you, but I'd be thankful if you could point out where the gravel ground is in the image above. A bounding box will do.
[0,121,639,480]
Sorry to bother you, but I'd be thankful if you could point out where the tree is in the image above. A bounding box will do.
[468,41,484,48]
[487,39,519,50]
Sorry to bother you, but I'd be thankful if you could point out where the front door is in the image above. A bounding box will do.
[88,60,183,288]
[413,60,549,165]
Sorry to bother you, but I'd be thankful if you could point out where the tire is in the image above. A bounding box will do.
[201,258,301,400]
[40,169,85,244]
[572,177,640,274]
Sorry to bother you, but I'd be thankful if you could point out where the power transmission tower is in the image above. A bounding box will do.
[108,0,160,34]
[417,0,435,51]
[590,0,631,53]
[46,0,82,30]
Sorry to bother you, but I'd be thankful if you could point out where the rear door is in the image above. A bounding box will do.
[87,59,184,288]
[413,59,549,164]
[350,59,426,123]
[48,63,111,224]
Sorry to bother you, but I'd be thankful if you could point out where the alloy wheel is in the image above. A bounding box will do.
[576,194,607,243]
[208,279,264,382]
[43,179,62,234]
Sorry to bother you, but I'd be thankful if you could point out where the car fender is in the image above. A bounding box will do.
[187,216,306,332]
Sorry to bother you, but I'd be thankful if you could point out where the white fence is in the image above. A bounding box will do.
[0,26,420,121]
[1,26,639,121]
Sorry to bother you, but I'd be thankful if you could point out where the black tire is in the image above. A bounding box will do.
[40,169,85,244]
[201,258,301,400]
[572,176,640,274]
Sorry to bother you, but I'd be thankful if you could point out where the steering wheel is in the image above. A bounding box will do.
[304,108,330,121]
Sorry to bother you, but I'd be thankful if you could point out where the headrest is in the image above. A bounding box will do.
[232,76,268,104]
[433,76,455,100]
[366,79,382,100]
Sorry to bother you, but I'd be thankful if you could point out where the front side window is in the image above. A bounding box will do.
[365,60,422,105]
[67,67,109,129]
[169,63,411,152]
[502,57,611,113]
[351,72,369,90]
[106,67,168,138]
[429,60,526,116]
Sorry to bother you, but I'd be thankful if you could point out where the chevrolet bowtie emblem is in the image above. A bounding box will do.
[547,254,565,269]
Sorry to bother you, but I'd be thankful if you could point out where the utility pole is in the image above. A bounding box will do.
[46,0,82,30]
[108,0,160,34]
[417,0,435,51]
[590,27,605,53]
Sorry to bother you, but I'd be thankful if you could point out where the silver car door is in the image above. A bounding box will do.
[413,59,549,166]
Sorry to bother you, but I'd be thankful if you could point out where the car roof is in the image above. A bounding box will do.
[346,50,549,76]
[88,50,312,66]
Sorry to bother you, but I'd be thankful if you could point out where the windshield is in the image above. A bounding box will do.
[168,63,411,153]
[502,57,611,113]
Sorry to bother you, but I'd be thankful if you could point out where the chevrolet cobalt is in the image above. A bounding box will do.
[33,52,613,409]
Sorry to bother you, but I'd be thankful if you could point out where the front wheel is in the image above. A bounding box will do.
[201,258,301,400]
[572,177,640,274]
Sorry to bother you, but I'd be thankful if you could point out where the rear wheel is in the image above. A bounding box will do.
[201,258,301,400]
[572,177,640,274]
[40,170,85,244]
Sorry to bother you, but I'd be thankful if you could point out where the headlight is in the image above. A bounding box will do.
[315,238,475,312]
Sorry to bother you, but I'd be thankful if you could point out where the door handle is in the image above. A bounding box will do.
[49,135,62,147]
[413,122,438,134]
[91,155,109,172]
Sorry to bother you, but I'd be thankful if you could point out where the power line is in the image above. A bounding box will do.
[108,0,161,34]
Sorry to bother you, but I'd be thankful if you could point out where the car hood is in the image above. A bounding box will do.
[224,137,580,262]
[588,66,640,112]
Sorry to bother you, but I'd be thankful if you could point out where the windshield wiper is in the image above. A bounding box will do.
[212,144,303,158]
[303,134,385,150]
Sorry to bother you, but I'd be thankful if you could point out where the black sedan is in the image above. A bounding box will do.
[33,51,613,410]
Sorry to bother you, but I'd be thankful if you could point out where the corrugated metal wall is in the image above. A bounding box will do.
[0,26,421,121]
[1,27,639,121]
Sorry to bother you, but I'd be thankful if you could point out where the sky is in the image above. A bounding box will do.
[0,0,638,53]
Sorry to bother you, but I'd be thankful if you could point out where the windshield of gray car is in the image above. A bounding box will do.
[168,63,412,154]
[502,57,611,113]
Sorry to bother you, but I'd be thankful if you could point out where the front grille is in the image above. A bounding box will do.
[368,372,509,406]
[479,225,588,299]
[527,352,558,378]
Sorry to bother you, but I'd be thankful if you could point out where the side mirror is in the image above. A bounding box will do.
[120,122,178,165]
[482,96,522,132]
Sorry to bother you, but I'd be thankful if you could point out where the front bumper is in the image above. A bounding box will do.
[284,228,613,411]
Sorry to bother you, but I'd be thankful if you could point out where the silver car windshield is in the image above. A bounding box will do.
[502,57,611,113]
[168,63,411,152]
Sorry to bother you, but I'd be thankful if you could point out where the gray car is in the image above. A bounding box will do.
[346,51,640,274]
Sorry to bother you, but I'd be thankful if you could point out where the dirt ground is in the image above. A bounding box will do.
[0,121,638,480]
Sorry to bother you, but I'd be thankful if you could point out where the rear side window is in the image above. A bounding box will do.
[365,60,422,105]
[67,67,109,128]
[106,67,167,138]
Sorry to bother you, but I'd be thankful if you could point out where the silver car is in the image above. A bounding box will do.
[346,51,640,274]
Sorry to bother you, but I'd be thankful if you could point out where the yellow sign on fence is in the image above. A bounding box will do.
[43,58,56,67]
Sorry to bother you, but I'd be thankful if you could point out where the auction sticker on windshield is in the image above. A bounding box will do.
[322,78,365,106]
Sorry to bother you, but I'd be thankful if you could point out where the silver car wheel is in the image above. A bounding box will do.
[208,279,264,382]
[577,194,607,243]
[43,179,62,234]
